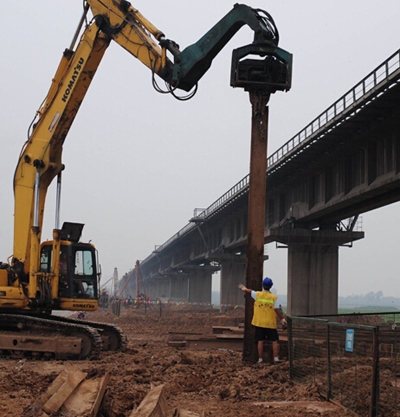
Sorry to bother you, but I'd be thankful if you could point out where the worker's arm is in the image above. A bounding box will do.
[274,308,287,326]
[238,284,252,295]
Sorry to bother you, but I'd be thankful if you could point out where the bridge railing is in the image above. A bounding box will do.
[267,48,400,168]
[148,176,251,256]
[144,49,400,261]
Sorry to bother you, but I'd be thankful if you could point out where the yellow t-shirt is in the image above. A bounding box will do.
[251,291,278,329]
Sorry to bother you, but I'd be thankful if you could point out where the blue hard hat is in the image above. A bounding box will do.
[262,277,273,289]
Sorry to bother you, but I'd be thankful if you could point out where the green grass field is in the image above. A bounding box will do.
[338,306,400,314]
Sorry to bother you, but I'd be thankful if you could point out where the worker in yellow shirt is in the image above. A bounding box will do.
[239,277,287,364]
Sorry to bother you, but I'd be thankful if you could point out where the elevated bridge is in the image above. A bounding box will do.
[123,49,400,315]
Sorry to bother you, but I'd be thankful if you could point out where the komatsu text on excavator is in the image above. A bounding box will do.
[0,0,291,359]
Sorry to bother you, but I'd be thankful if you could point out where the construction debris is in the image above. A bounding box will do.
[23,369,198,417]
[22,367,110,417]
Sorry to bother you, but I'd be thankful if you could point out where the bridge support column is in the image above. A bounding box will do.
[288,244,339,316]
[188,269,212,304]
[144,278,155,299]
[170,276,189,301]
[267,229,364,316]
[156,277,171,299]
[220,260,246,307]
[145,276,171,300]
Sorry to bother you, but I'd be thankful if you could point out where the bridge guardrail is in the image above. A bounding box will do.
[268,49,400,170]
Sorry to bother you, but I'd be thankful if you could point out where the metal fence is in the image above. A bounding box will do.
[328,323,376,416]
[288,317,329,387]
[288,313,400,417]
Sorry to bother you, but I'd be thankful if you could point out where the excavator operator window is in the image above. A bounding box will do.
[74,250,93,276]
[72,248,96,299]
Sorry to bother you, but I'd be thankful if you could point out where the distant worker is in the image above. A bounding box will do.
[239,277,287,364]
[77,311,86,320]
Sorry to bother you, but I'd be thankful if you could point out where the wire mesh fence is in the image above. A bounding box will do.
[376,323,400,417]
[288,317,329,387]
[288,313,400,417]
[327,323,376,416]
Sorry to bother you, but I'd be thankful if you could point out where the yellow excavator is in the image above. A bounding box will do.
[0,0,291,359]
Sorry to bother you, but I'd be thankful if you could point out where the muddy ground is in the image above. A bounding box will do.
[0,304,357,416]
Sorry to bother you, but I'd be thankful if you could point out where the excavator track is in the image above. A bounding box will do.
[0,314,103,360]
[48,315,128,352]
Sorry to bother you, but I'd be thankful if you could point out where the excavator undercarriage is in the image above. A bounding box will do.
[0,313,127,360]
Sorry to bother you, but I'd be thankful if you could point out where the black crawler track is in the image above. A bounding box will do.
[0,314,103,360]
[48,315,128,352]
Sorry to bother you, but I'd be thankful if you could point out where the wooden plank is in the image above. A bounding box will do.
[129,384,170,417]
[216,334,243,340]
[43,369,87,414]
[168,331,202,336]
[176,409,201,417]
[42,371,68,399]
[63,378,99,416]
[186,339,243,351]
[23,368,110,417]
[253,401,342,412]
[22,370,69,417]
[55,372,111,417]
[212,326,243,334]
[90,372,111,417]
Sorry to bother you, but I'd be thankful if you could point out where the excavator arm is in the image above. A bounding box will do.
[12,0,291,293]
[88,1,290,93]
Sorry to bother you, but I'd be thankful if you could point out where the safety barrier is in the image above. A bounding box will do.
[288,313,400,416]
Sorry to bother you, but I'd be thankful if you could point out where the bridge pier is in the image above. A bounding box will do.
[145,275,171,300]
[267,229,364,316]
[288,243,339,316]
[220,259,246,307]
[170,275,189,301]
[188,269,212,304]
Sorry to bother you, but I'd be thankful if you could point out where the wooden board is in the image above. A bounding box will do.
[22,367,110,417]
[129,384,171,417]
[43,369,87,414]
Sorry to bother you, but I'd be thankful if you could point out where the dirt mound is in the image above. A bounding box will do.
[0,306,354,416]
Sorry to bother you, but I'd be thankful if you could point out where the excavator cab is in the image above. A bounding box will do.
[40,242,98,299]
[39,222,100,311]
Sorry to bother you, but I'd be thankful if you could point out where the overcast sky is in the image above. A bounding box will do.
[1,1,400,299]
